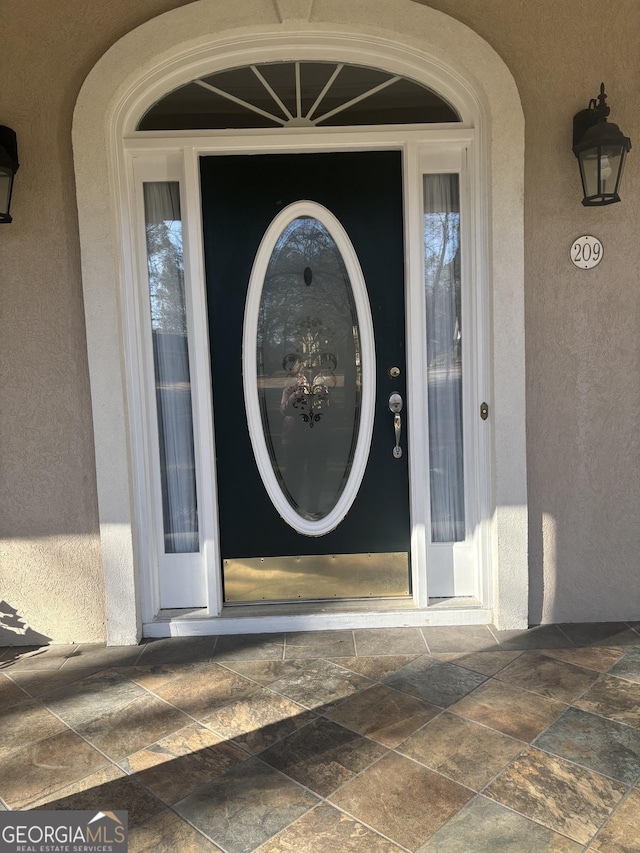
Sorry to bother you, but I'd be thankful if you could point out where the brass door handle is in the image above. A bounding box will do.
[388,392,403,458]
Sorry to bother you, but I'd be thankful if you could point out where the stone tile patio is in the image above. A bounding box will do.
[0,622,639,852]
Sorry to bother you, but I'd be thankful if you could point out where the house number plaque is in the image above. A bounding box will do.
[570,235,603,270]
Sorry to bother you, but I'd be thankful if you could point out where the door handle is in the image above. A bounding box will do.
[388,392,403,458]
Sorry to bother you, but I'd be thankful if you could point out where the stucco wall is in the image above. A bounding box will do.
[1,0,639,641]
[0,2,190,644]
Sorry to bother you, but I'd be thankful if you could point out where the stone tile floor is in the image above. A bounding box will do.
[1,623,640,852]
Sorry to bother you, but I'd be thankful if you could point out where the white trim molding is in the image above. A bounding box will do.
[73,0,527,643]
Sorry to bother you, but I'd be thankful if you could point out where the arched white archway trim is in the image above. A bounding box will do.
[73,0,527,644]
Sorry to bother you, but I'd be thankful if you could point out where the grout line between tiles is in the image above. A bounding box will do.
[419,628,432,655]
[314,802,415,853]
[4,665,105,698]
[261,750,415,852]
[387,741,478,792]
[317,746,485,851]
[477,791,592,849]
[475,744,528,798]
[0,671,33,703]
[570,671,608,705]
[464,671,572,708]
[350,629,357,657]
[244,803,325,853]
[207,634,219,663]
[440,648,527,678]
[442,668,640,791]
[21,757,127,811]
[2,633,639,851]
[214,746,410,852]
[158,807,225,852]
[580,781,639,852]
[600,668,640,687]
[535,646,626,674]
[526,738,636,790]
[555,624,573,644]
[44,686,203,775]
[258,798,413,853]
[60,644,148,670]
[35,700,200,815]
[570,670,640,730]
[473,712,636,846]
[127,682,241,735]
[0,707,84,768]
[163,803,244,853]
[2,712,130,811]
[486,624,500,645]
[424,704,528,747]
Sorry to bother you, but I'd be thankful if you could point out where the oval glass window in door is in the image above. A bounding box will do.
[244,202,375,536]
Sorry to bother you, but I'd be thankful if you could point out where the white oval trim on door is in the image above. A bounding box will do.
[243,200,376,537]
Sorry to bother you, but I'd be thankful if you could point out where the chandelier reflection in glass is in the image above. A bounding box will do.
[282,308,338,429]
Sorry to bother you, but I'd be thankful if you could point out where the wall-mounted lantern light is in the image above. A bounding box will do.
[0,126,19,224]
[573,84,631,206]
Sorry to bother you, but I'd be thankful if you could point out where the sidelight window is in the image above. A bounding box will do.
[142,182,199,553]
[423,173,465,543]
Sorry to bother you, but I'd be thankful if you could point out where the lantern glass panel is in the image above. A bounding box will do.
[0,168,12,219]
[578,144,626,205]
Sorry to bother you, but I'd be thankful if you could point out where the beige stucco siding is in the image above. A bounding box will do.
[1,0,639,642]
[424,0,640,623]
[423,2,640,622]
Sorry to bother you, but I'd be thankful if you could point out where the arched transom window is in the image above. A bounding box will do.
[138,61,461,130]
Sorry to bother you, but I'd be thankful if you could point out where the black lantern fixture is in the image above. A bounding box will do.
[0,126,19,224]
[573,83,631,206]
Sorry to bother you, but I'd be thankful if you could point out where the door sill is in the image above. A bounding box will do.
[219,596,416,617]
[144,597,491,637]
[427,596,482,609]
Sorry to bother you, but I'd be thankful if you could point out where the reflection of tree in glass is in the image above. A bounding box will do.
[146,218,187,335]
[424,211,461,369]
[143,186,198,551]
[258,216,358,376]
[424,177,465,543]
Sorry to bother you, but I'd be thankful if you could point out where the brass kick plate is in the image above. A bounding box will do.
[223,552,410,603]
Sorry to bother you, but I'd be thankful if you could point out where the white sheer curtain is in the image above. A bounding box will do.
[143,182,199,553]
[424,174,465,542]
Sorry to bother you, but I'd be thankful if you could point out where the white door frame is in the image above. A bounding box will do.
[73,0,527,644]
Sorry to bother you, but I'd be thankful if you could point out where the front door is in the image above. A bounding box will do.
[201,151,411,603]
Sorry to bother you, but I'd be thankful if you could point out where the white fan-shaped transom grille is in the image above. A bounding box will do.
[138,61,460,130]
